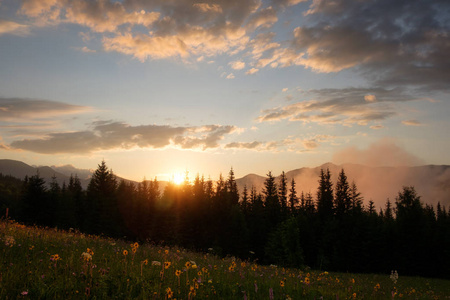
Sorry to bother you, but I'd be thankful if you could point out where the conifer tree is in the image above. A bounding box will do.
[263,171,280,226]
[316,168,334,221]
[87,160,120,236]
[288,178,298,212]
[278,171,288,216]
[334,169,351,217]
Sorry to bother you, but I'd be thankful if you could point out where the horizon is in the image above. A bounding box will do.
[1,0,449,183]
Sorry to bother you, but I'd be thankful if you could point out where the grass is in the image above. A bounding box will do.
[1,219,449,299]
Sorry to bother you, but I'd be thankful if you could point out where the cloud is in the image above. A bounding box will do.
[226,73,235,79]
[19,0,259,61]
[0,98,91,122]
[0,20,30,36]
[246,6,278,30]
[257,87,412,126]
[229,60,246,70]
[332,138,425,167]
[193,3,223,14]
[289,0,450,91]
[364,94,376,102]
[246,68,259,75]
[225,141,262,149]
[402,120,423,126]
[8,121,238,154]
[75,46,96,53]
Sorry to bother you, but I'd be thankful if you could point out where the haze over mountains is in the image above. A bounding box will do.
[1,159,449,209]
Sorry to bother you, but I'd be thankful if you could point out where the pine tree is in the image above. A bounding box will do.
[334,169,351,217]
[350,181,363,214]
[87,160,120,236]
[278,171,288,216]
[263,171,280,226]
[288,178,298,212]
[316,168,334,221]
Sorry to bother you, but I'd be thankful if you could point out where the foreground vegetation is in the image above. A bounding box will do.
[1,220,449,299]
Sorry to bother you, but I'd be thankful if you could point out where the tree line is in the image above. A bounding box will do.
[1,161,449,279]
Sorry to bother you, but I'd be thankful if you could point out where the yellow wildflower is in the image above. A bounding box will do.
[175,270,182,277]
[185,261,192,269]
[166,287,173,299]
[133,242,139,249]
[123,250,128,256]
[164,261,171,269]
[280,280,285,287]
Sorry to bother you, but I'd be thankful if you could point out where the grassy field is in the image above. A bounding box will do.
[1,220,449,299]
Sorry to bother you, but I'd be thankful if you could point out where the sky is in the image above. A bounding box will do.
[0,0,449,182]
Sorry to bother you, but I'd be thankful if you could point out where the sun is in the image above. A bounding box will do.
[172,173,184,185]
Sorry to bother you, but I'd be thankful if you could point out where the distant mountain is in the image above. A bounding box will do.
[1,159,449,209]
[50,164,93,181]
[236,162,450,209]
[0,159,90,188]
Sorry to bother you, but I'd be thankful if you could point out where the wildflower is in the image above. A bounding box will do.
[241,262,246,268]
[123,250,128,256]
[269,287,274,300]
[166,287,173,299]
[175,270,182,277]
[142,259,148,265]
[304,277,310,285]
[50,254,60,261]
[152,261,161,266]
[165,249,169,255]
[280,280,285,287]
[133,242,139,249]
[254,282,258,293]
[21,291,28,296]
[185,261,192,269]
[81,252,92,262]
[352,292,357,298]
[164,261,171,269]
[374,283,381,291]
[87,248,94,256]
[351,278,355,284]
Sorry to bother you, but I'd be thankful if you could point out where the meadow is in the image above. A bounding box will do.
[1,219,449,299]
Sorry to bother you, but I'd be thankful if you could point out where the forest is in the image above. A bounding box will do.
[1,160,449,279]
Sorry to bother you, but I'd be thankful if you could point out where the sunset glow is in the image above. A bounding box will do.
[0,0,448,181]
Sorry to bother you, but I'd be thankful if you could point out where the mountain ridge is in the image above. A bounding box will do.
[1,159,449,209]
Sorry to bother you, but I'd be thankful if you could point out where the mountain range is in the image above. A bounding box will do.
[1,159,449,209]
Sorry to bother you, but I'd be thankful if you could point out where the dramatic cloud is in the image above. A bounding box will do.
[287,0,450,91]
[332,138,425,167]
[9,121,238,154]
[0,98,91,122]
[14,0,450,93]
[258,88,414,126]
